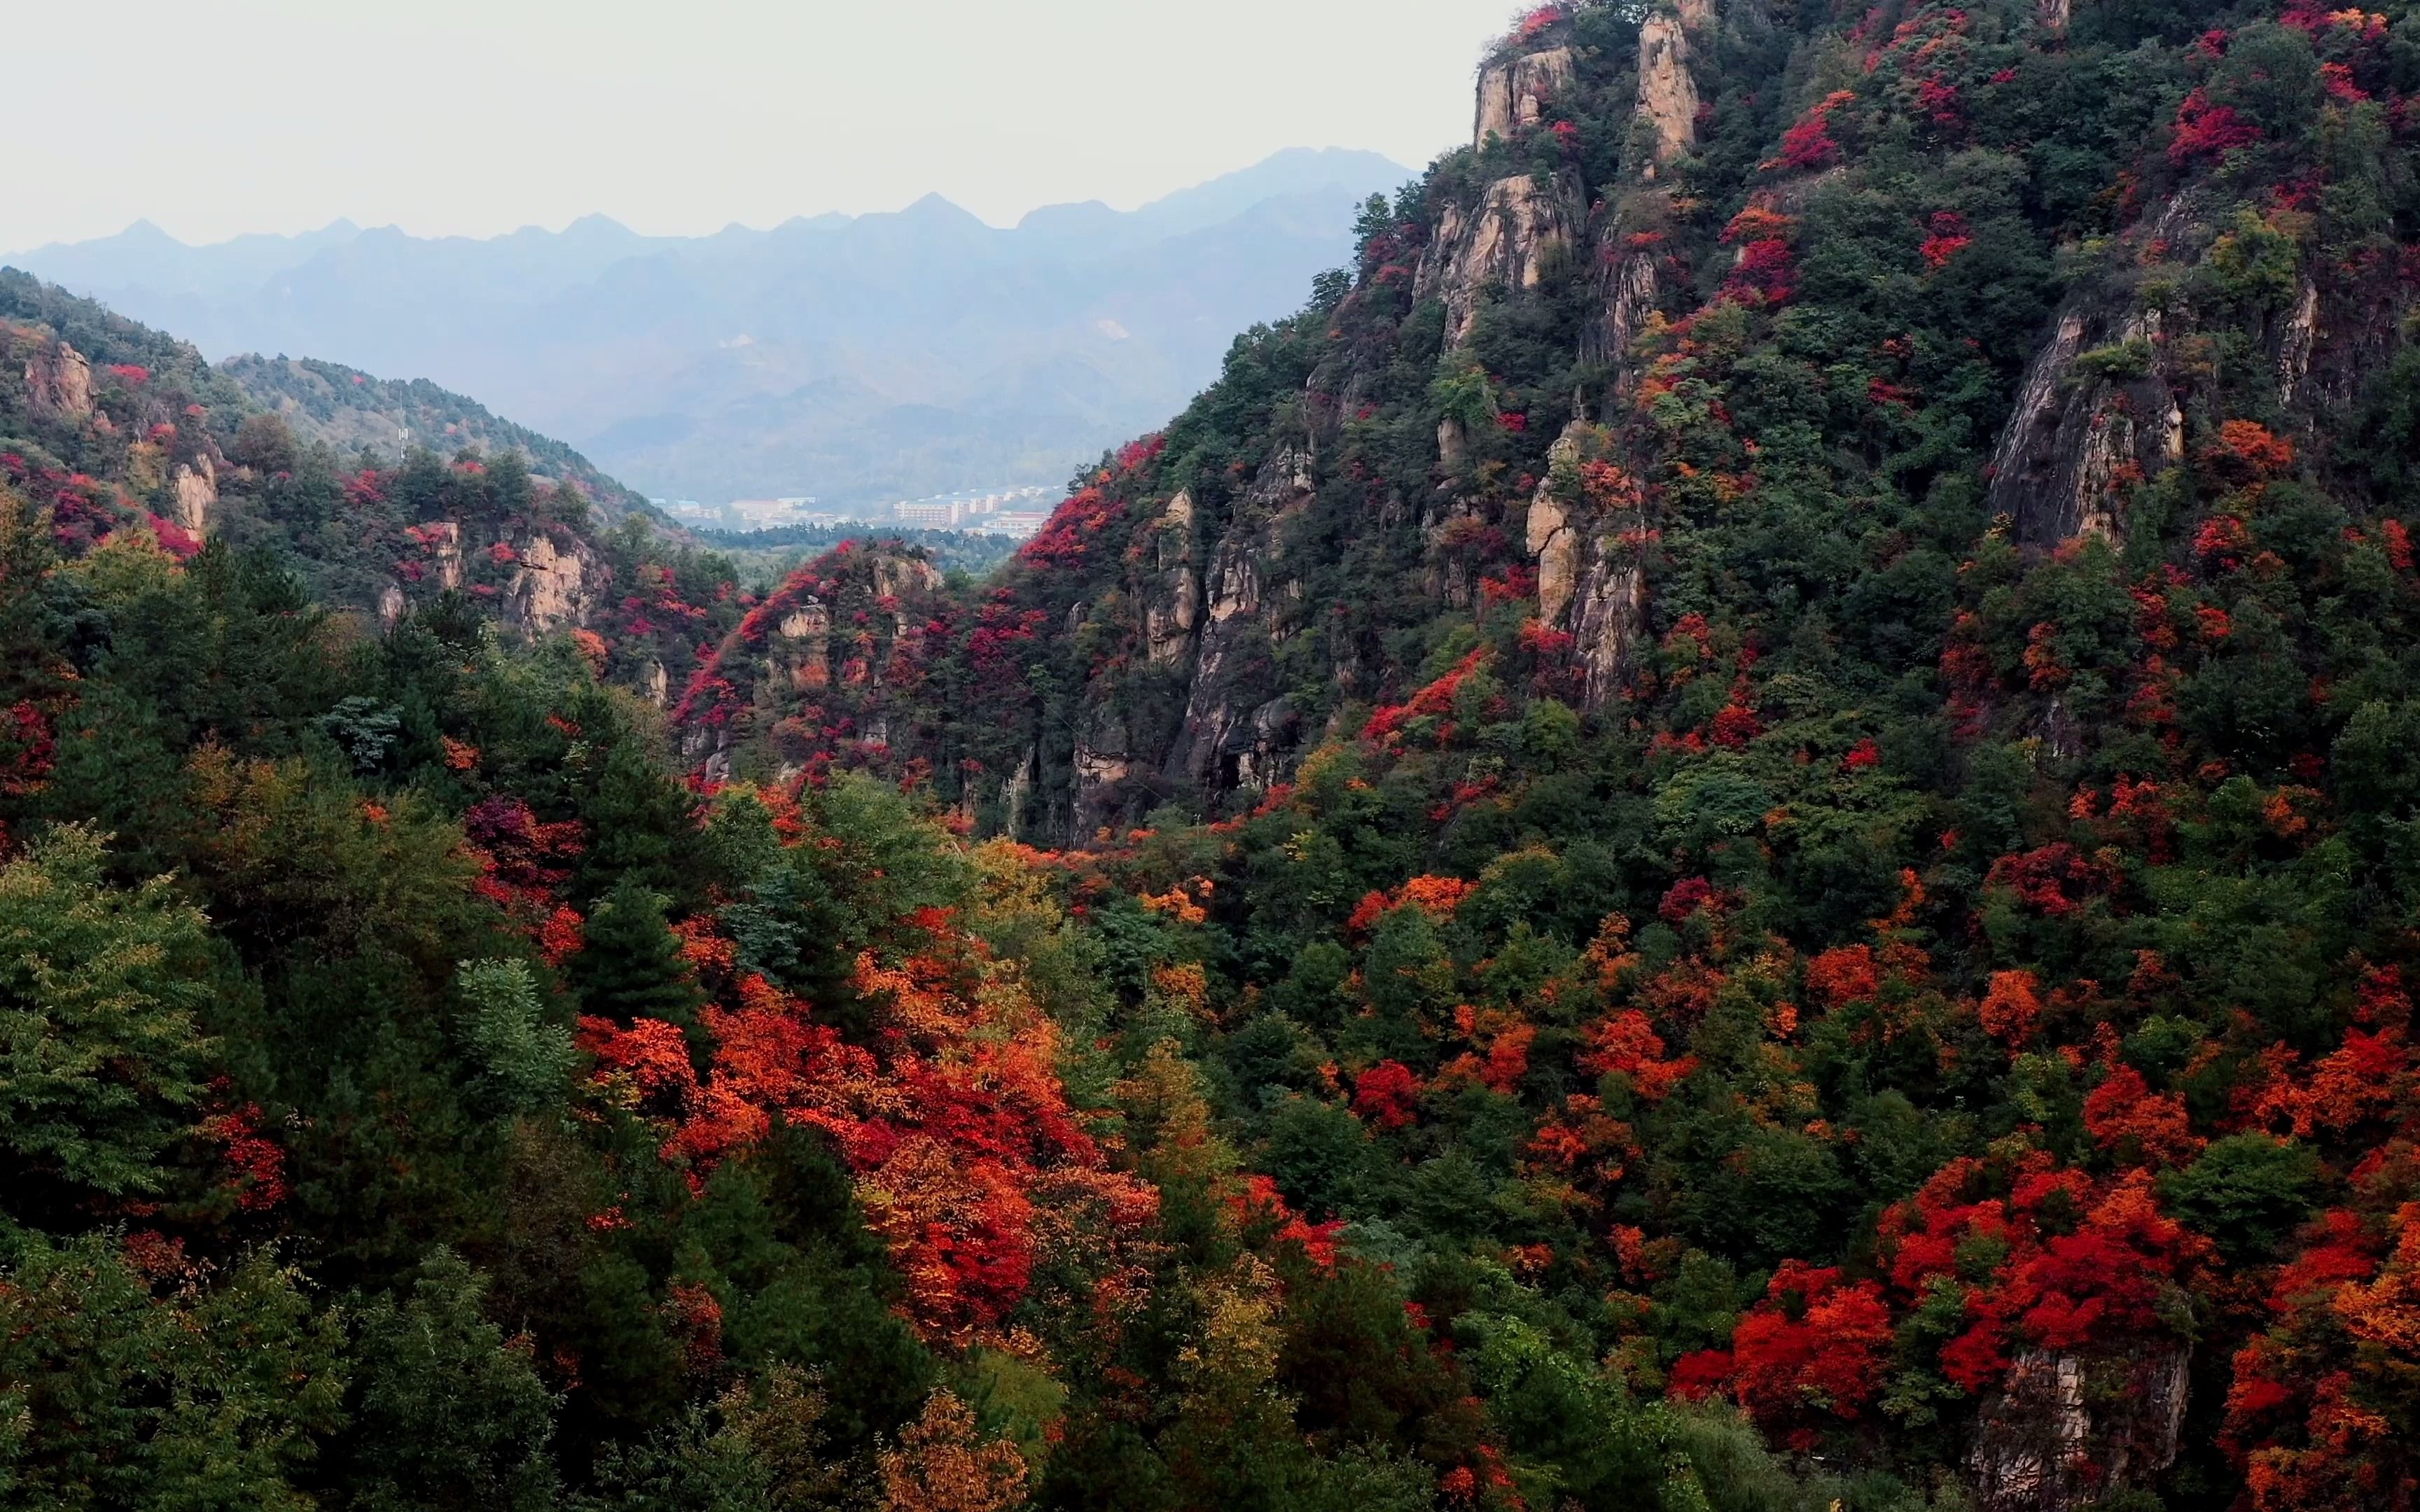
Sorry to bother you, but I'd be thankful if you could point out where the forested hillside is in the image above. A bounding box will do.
[219,354,659,523]
[10,1,2420,1509]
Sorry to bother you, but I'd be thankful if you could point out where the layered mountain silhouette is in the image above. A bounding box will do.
[8,148,1410,507]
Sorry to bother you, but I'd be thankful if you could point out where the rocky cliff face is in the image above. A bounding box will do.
[1143,489,1202,666]
[170,454,217,536]
[374,517,611,642]
[777,602,833,691]
[667,540,958,794]
[504,529,596,634]
[1581,235,1663,381]
[1989,188,2416,548]
[1161,447,1314,799]
[1415,173,1584,347]
[1526,440,1585,629]
[1475,46,1578,148]
[21,336,94,420]
[426,521,466,591]
[1634,8,1703,176]
[1015,9,1703,811]
[3,314,241,548]
[1989,301,2186,547]
[1968,1348,2190,1512]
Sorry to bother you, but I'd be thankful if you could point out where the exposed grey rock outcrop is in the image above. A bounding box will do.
[1144,490,1202,666]
[1582,244,1662,383]
[1635,13,1703,175]
[1969,1347,2190,1511]
[505,530,594,634]
[1475,46,1578,147]
[1987,303,2184,547]
[22,337,93,419]
[172,454,217,536]
[1416,174,1583,346]
[1164,447,1314,794]
[777,599,832,690]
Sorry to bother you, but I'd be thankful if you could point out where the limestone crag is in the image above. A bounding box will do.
[1225,697,1300,792]
[1634,13,1702,175]
[1526,427,1588,627]
[875,554,944,594]
[2277,281,2322,407]
[1072,701,1136,839]
[1164,447,1314,793]
[426,522,465,592]
[1992,186,2416,547]
[1582,243,1663,384]
[1143,489,1202,666]
[1436,416,1468,472]
[1989,300,2185,547]
[2274,255,2414,416]
[1475,46,1577,147]
[171,454,217,536]
[23,337,94,420]
[1001,747,1038,837]
[1968,1348,2190,1512]
[1416,173,1582,346]
[504,530,596,634]
[1517,421,1650,713]
[777,600,833,690]
[1636,19,1694,173]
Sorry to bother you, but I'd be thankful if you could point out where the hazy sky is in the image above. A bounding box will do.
[9,0,1524,251]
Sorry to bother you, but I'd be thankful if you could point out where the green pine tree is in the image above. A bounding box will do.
[571,875,706,1060]
[337,1247,564,1512]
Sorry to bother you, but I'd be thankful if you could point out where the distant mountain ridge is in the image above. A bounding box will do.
[6,148,1413,507]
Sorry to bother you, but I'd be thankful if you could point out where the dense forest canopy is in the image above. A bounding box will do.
[10,0,2420,1509]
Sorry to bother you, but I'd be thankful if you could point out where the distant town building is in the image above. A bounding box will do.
[979,510,1052,539]
[655,484,1052,533]
[726,498,802,528]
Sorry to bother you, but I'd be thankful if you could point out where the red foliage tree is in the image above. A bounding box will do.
[1352,1060,1424,1130]
[1769,90,1857,172]
[1977,968,2044,1047]
[1804,944,1881,1010]
[1363,650,1489,744]
[2171,88,2262,167]
[1577,1009,1697,1099]
[2084,1061,2204,1168]
[1713,1261,1896,1449]
[1919,211,1972,270]
[1877,1156,2209,1396]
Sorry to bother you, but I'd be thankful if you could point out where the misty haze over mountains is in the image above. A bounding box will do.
[6,148,1411,509]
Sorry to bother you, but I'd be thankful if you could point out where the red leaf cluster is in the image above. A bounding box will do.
[1878,1158,2208,1393]
[1363,649,1489,744]
[2171,88,2262,166]
[1769,90,1857,172]
[1352,1060,1424,1130]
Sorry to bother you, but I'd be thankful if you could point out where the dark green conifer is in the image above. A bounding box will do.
[571,875,706,1060]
